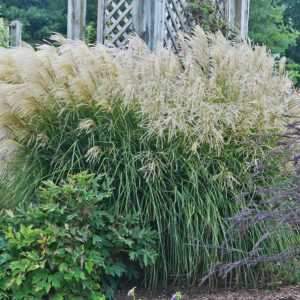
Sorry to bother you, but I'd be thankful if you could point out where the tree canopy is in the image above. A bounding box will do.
[249,0,298,55]
[283,0,300,79]
[0,0,67,45]
[249,0,300,85]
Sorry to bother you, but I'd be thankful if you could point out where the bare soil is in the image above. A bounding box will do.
[115,285,300,300]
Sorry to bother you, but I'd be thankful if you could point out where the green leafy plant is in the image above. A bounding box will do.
[249,0,300,86]
[86,22,97,45]
[186,0,229,34]
[0,6,8,48]
[249,0,299,56]
[285,59,300,85]
[0,172,158,299]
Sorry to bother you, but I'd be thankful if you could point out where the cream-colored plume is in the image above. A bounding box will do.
[0,27,298,159]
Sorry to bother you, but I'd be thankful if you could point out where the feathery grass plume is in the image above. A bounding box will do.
[0,27,298,289]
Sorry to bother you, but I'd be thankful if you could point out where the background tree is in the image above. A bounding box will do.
[282,0,300,86]
[249,0,300,85]
[0,0,98,45]
[0,0,68,45]
[249,0,298,54]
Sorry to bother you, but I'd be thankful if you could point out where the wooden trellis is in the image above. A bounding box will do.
[68,0,250,50]
[96,0,190,50]
[165,0,190,51]
[97,0,133,48]
[227,0,250,39]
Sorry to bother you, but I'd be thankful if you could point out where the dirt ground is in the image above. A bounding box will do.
[115,285,300,300]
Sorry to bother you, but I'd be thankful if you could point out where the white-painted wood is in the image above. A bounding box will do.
[100,0,133,47]
[165,0,190,51]
[133,0,166,51]
[67,0,87,41]
[227,0,250,39]
[97,0,106,43]
[9,21,22,47]
[228,0,236,24]
[240,0,250,39]
[70,0,250,48]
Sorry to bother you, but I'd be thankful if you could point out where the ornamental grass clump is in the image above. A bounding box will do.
[0,27,298,287]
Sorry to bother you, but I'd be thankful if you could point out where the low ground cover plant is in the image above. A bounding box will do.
[127,288,183,300]
[0,172,157,299]
[0,27,298,288]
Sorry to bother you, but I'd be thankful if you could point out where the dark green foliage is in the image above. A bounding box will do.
[0,172,158,299]
[86,22,97,44]
[0,0,67,45]
[0,19,7,48]
[0,6,8,48]
[285,59,300,85]
[186,0,229,34]
[249,0,298,55]
[249,0,300,85]
[281,0,300,86]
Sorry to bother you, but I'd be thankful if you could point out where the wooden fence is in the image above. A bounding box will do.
[4,21,22,47]
[68,0,250,50]
[98,0,191,51]
[228,0,250,39]
[4,0,250,49]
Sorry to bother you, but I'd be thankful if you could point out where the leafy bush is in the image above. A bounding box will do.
[0,7,8,48]
[186,0,229,34]
[0,172,158,299]
[0,28,298,288]
[249,0,299,56]
[285,59,300,86]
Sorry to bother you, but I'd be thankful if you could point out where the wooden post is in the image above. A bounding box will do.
[227,0,250,40]
[67,0,87,41]
[227,0,236,25]
[240,0,250,40]
[97,0,105,44]
[10,21,22,47]
[133,0,165,51]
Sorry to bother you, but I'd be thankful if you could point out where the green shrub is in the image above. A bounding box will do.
[0,28,298,288]
[0,16,8,48]
[186,0,229,34]
[0,172,158,299]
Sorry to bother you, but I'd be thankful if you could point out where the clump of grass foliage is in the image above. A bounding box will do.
[0,27,298,288]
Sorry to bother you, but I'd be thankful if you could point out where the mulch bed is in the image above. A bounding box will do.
[115,285,300,300]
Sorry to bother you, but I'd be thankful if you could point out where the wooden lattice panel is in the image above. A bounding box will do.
[165,0,191,51]
[98,0,190,50]
[102,0,133,48]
